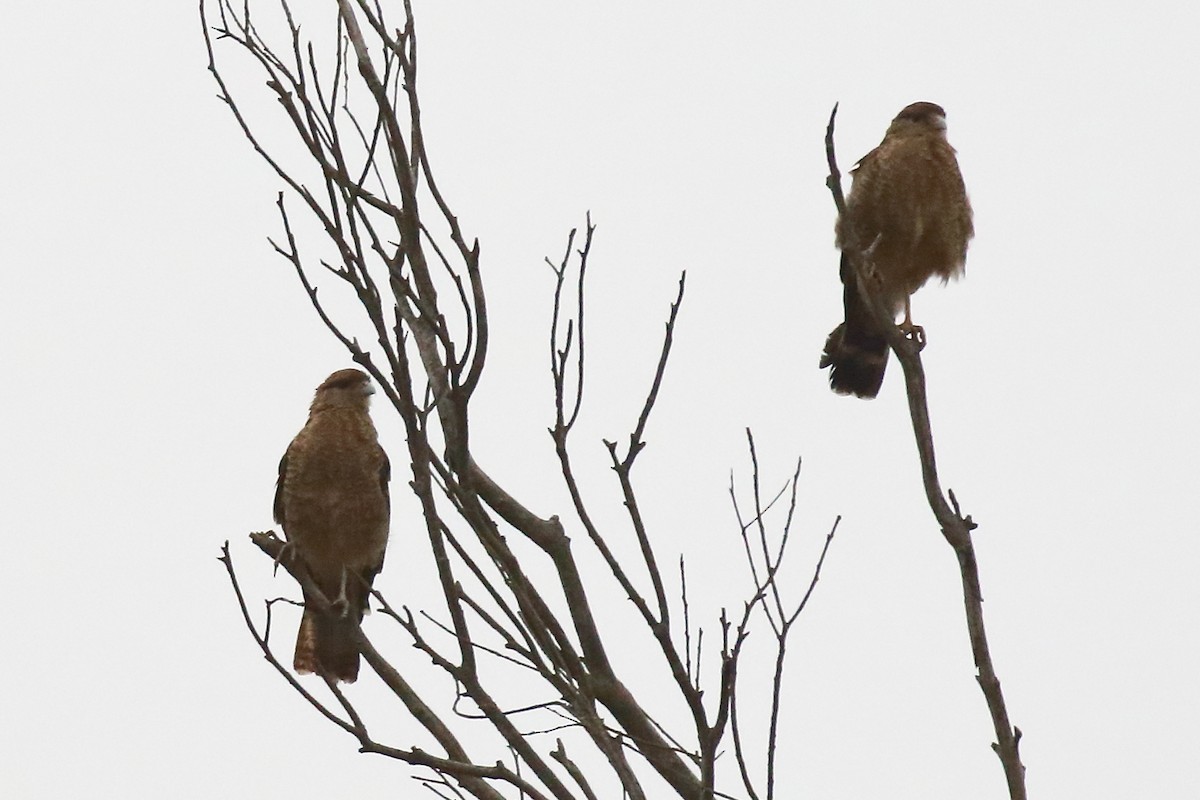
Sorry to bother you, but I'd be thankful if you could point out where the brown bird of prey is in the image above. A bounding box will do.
[820,101,974,398]
[274,368,390,682]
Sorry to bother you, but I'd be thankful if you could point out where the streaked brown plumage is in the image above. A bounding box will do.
[821,101,974,398]
[274,368,390,682]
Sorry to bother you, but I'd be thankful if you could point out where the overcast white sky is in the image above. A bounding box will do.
[2,1,1197,798]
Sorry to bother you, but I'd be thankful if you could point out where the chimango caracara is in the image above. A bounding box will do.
[274,368,391,682]
[820,101,974,398]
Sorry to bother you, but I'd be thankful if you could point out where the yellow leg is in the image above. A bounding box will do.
[332,568,351,618]
[273,539,294,576]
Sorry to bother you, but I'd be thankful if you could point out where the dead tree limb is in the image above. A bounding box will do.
[823,103,1027,800]
[203,0,838,796]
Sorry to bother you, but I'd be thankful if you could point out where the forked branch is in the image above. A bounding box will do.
[207,0,842,794]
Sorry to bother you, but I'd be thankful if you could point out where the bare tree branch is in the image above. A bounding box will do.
[206,2,840,797]
[824,102,1027,800]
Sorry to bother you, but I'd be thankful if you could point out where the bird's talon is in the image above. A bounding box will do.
[898,323,926,350]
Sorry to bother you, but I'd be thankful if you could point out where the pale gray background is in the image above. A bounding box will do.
[2,1,1196,798]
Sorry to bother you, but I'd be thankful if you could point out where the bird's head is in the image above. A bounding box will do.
[310,368,376,412]
[888,101,948,135]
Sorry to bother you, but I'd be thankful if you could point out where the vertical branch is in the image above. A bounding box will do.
[604,271,687,623]
[728,437,838,800]
[824,103,1027,800]
[543,228,712,795]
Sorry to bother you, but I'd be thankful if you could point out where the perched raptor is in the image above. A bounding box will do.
[821,101,974,398]
[274,368,391,682]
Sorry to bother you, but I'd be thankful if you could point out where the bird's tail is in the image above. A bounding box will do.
[820,258,889,399]
[294,602,364,683]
